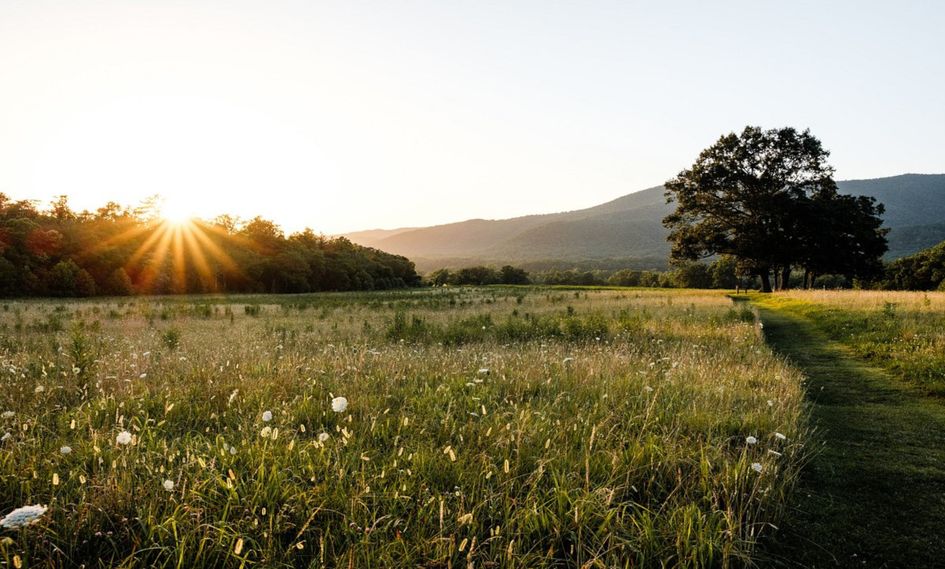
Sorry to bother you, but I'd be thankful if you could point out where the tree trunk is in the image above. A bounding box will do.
[759,270,772,293]
[780,267,792,290]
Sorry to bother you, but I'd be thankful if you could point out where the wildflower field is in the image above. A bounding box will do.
[0,288,808,568]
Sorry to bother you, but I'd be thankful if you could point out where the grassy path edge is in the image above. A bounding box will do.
[748,298,945,568]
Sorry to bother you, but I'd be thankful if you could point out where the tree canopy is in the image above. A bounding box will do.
[663,126,887,291]
[0,194,420,297]
[882,239,945,291]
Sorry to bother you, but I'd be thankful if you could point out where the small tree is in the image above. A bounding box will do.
[499,265,530,285]
[428,268,452,286]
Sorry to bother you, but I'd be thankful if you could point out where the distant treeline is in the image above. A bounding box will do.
[0,195,420,297]
[433,250,945,291]
[428,258,858,290]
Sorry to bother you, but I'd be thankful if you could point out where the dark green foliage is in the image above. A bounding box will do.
[881,239,945,290]
[0,195,420,297]
[450,266,500,285]
[426,265,531,286]
[663,126,888,292]
[667,261,712,289]
[537,269,606,286]
[499,264,530,284]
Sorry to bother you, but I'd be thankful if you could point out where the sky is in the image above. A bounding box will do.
[1,1,943,234]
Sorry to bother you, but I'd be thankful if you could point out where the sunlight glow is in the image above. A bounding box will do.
[160,196,198,226]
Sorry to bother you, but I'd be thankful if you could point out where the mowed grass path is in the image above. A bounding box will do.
[753,299,945,568]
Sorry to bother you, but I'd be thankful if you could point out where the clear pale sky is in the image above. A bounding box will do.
[1,1,942,234]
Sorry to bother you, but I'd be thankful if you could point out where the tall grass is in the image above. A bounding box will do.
[0,289,807,567]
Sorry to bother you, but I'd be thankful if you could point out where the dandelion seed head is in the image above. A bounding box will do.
[163,479,175,492]
[116,431,132,445]
[318,432,330,443]
[331,397,348,413]
[746,436,758,445]
[1,411,14,419]
[59,446,72,455]
[262,410,273,422]
[751,462,763,473]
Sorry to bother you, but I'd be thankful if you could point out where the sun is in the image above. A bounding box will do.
[159,196,197,226]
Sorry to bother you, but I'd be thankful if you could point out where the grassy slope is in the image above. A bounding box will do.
[751,298,945,567]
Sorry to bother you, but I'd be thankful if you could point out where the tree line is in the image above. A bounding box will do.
[426,258,883,290]
[0,195,420,297]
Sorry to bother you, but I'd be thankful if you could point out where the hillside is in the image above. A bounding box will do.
[883,237,945,290]
[345,174,945,271]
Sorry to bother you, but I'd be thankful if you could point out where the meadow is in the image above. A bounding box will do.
[0,288,808,568]
[754,290,945,395]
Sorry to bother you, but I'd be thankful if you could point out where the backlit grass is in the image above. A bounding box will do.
[753,290,945,395]
[0,288,807,568]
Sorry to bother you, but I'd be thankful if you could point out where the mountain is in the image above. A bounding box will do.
[345,174,945,272]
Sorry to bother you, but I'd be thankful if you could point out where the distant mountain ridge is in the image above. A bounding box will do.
[345,174,945,272]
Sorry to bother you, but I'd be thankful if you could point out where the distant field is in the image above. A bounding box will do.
[754,290,945,395]
[0,288,807,568]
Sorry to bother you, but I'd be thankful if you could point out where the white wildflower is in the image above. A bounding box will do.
[331,397,348,413]
[260,426,272,438]
[59,446,72,455]
[318,432,330,443]
[477,368,489,375]
[751,462,763,473]
[262,410,273,422]
[746,436,758,445]
[34,385,45,394]
[116,431,132,445]
[2,411,14,419]
[774,432,787,441]
[163,479,175,492]
[0,505,48,529]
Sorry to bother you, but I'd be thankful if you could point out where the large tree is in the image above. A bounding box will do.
[663,126,887,291]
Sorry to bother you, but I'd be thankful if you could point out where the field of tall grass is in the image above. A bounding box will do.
[756,290,945,395]
[0,288,807,568]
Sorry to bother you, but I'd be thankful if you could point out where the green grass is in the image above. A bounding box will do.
[752,291,945,395]
[0,288,807,568]
[751,296,945,567]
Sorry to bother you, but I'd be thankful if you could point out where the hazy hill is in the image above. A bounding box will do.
[345,174,945,271]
